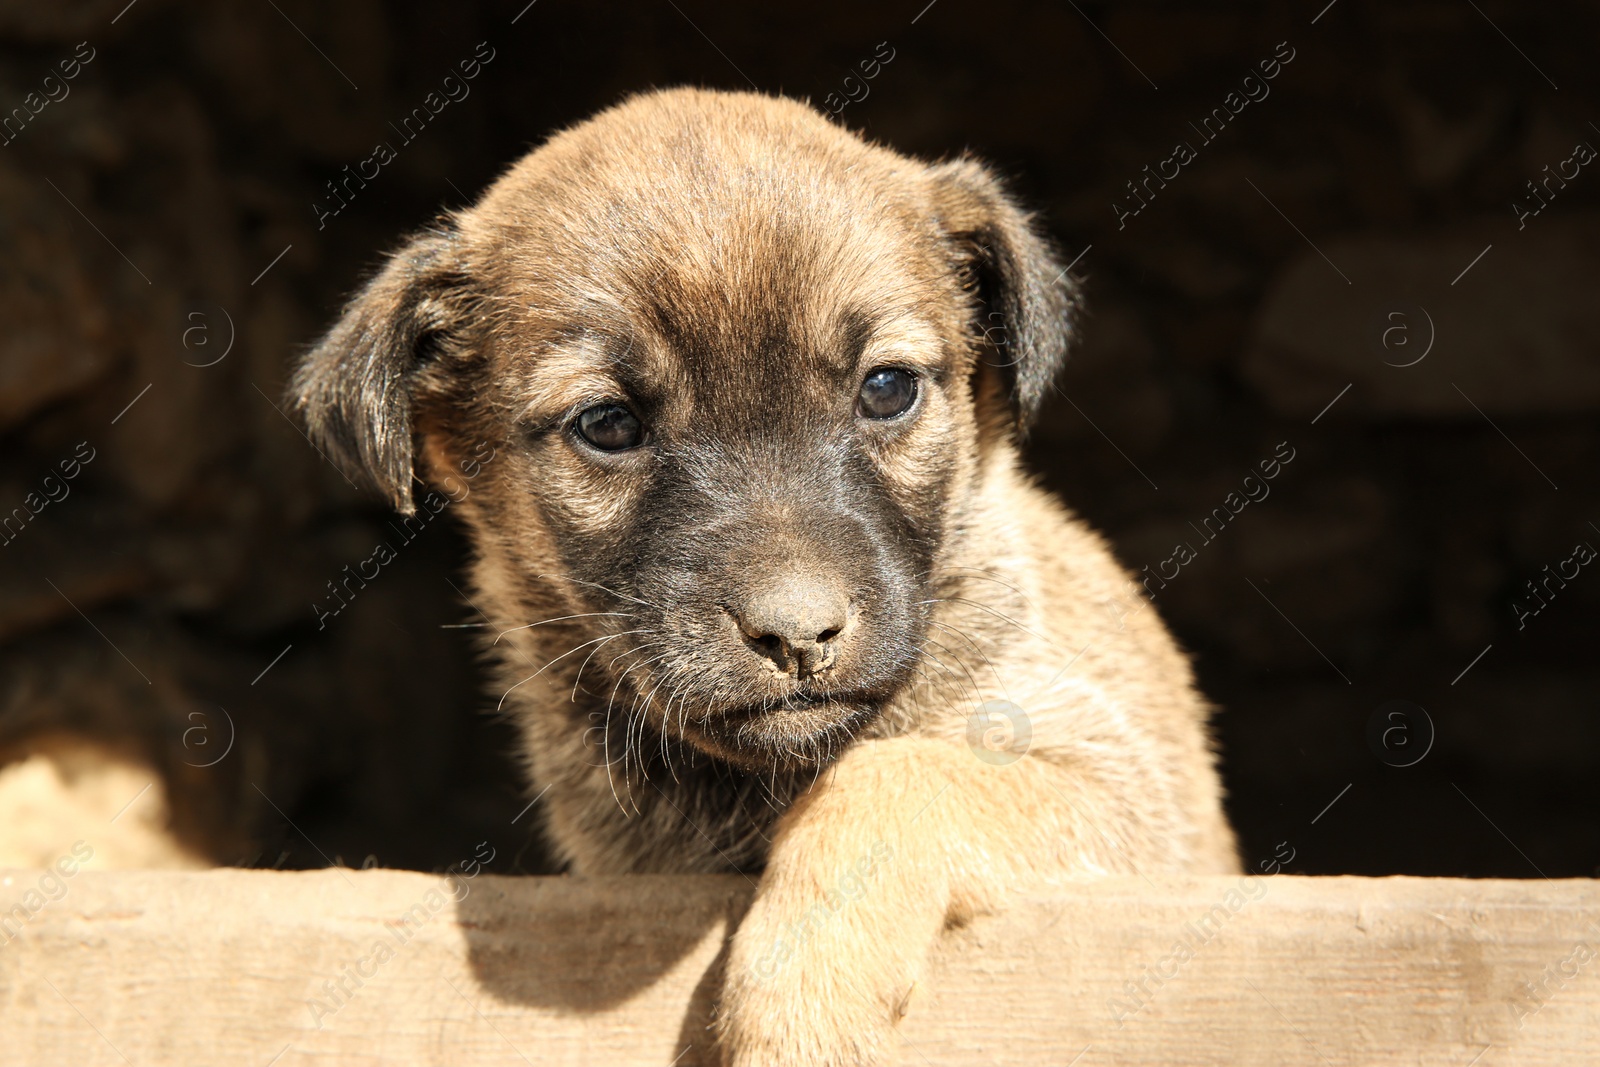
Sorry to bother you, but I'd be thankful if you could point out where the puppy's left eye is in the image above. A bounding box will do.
[575,403,644,451]
[857,367,918,420]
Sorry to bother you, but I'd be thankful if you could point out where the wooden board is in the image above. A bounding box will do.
[1,870,1597,1065]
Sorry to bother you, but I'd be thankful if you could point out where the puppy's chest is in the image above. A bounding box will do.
[532,714,813,875]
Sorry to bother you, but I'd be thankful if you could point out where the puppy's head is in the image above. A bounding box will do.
[292,88,1078,770]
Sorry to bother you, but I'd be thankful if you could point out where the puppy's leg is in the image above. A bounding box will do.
[716,736,1179,1067]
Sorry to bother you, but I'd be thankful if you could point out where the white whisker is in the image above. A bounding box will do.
[494,611,634,645]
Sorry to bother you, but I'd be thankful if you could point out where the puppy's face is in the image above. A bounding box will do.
[476,211,961,766]
[293,89,1076,770]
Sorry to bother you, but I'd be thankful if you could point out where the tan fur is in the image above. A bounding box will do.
[298,87,1236,1067]
[0,736,207,869]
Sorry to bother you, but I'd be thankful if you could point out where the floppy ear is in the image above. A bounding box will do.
[288,223,466,514]
[928,158,1080,431]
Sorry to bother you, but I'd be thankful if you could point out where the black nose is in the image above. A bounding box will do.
[732,578,852,679]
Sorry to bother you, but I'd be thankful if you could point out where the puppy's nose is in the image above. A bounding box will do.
[732,578,852,679]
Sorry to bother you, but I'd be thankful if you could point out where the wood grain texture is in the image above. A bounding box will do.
[0,870,1596,1065]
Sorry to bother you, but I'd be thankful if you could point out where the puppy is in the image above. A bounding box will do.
[293,87,1237,1066]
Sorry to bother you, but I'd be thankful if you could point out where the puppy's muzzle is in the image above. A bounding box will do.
[729,575,855,680]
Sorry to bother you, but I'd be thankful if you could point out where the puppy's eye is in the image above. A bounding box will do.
[574,403,643,451]
[857,367,918,420]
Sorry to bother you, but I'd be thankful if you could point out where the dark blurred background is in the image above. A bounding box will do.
[0,0,1595,879]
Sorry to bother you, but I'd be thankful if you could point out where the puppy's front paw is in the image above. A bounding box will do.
[715,841,935,1067]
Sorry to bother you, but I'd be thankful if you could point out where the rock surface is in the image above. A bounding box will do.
[1243,218,1600,418]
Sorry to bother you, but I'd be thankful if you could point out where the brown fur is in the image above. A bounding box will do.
[293,87,1237,1066]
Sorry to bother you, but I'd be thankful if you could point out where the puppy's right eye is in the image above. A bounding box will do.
[857,367,918,420]
[574,404,643,451]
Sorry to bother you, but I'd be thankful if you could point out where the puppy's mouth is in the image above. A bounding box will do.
[679,692,882,768]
